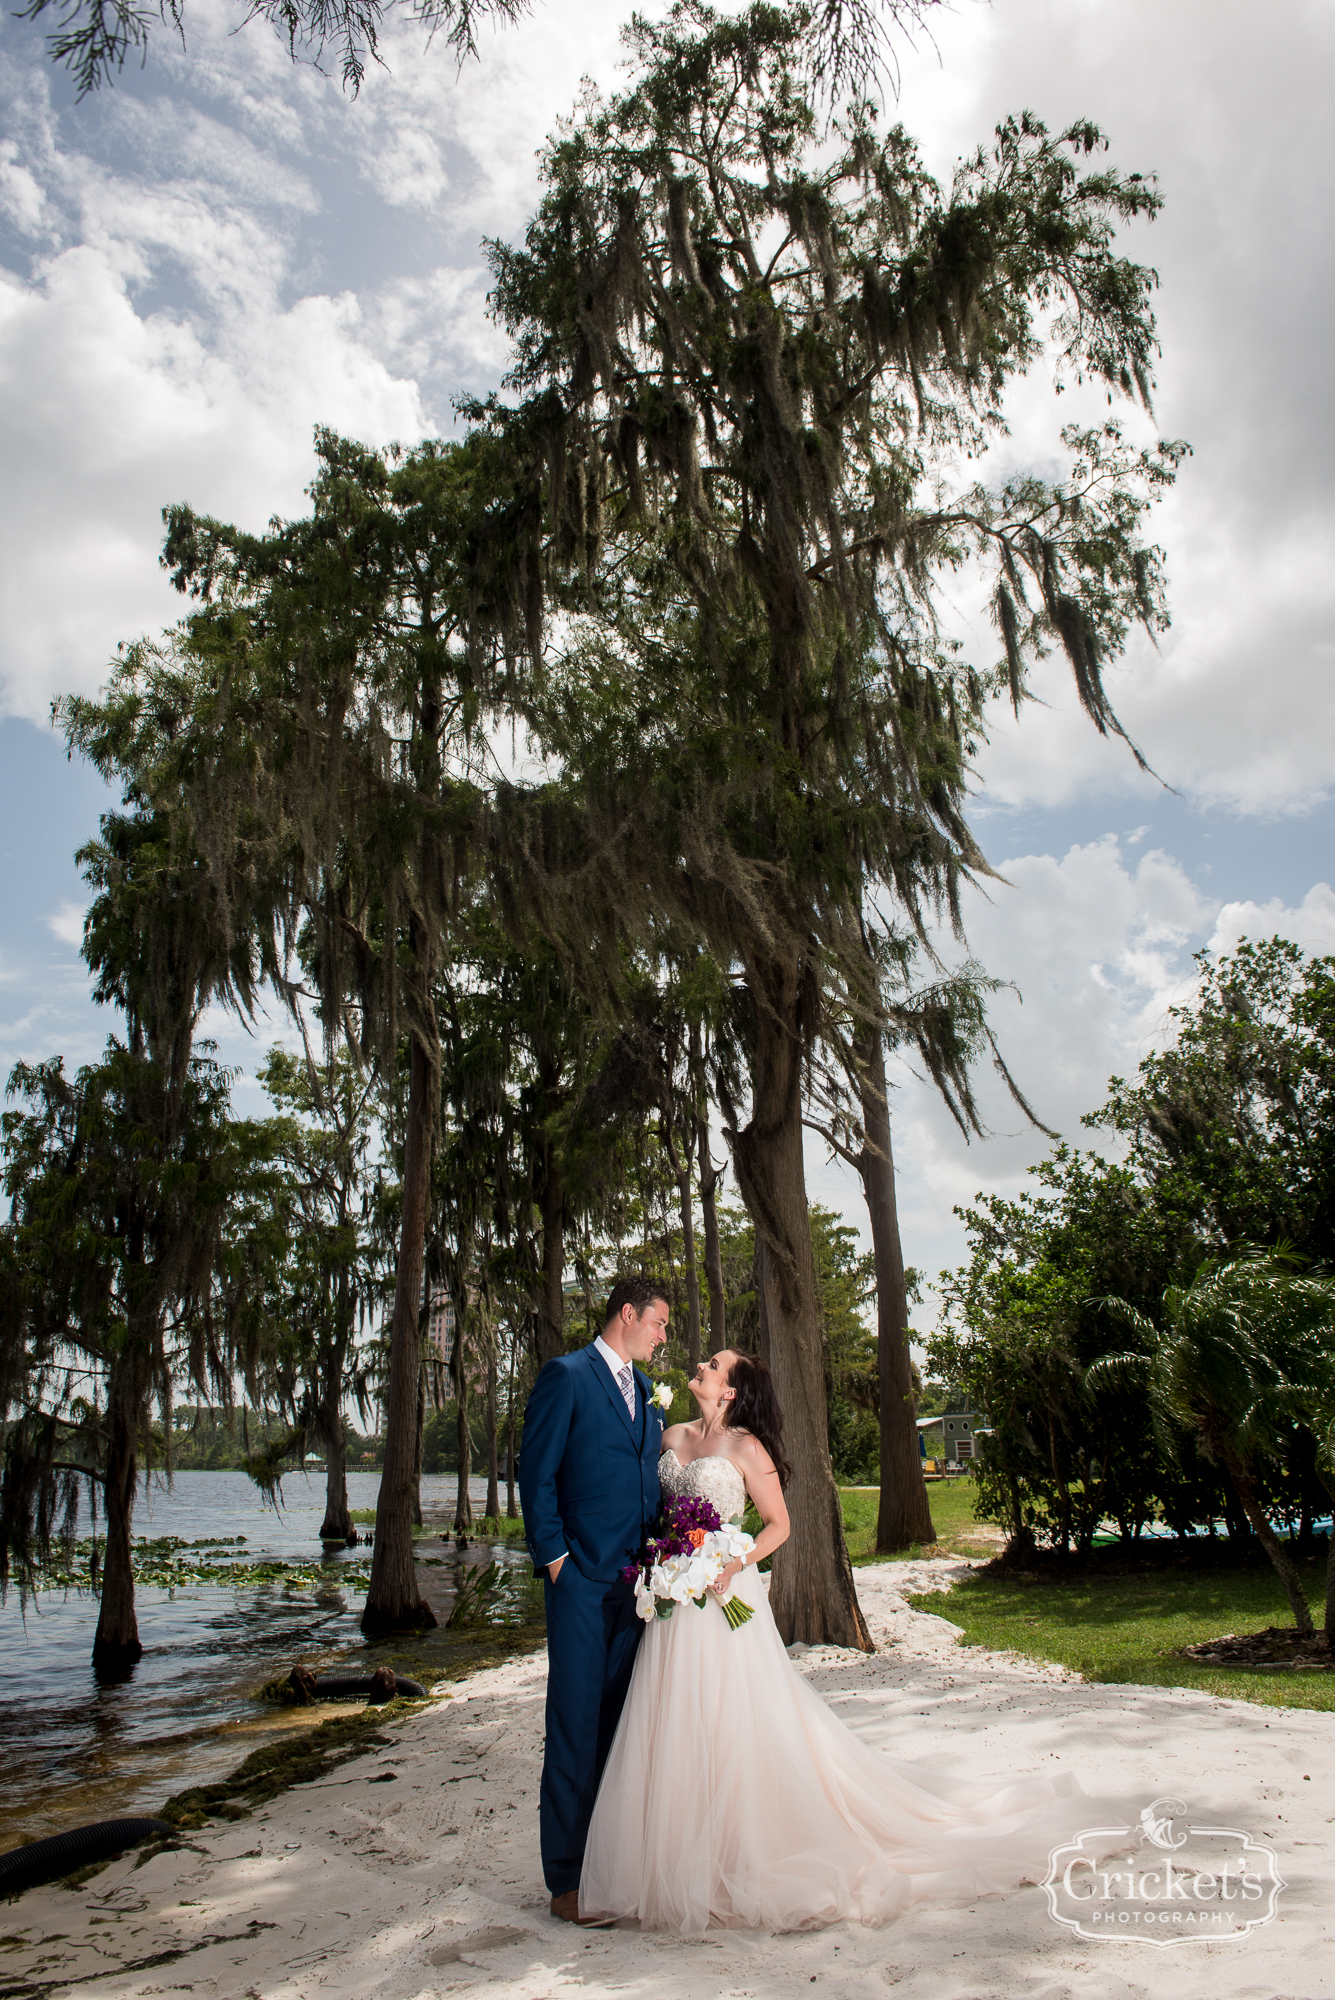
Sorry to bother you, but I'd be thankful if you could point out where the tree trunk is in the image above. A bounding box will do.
[453,1308,473,1533]
[664,1116,703,1374]
[319,1410,352,1541]
[92,1366,143,1678]
[730,953,871,1650]
[318,1265,354,1540]
[678,1164,702,1374]
[362,1030,437,1636]
[537,1139,565,1366]
[413,1361,425,1529]
[580,1249,595,1343]
[1312,1467,1335,1644]
[1225,1450,1314,1635]
[505,1331,518,1519]
[853,1016,934,1554]
[485,1343,500,1522]
[697,1117,727,1349]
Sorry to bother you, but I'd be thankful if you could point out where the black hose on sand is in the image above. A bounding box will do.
[0,1818,173,1898]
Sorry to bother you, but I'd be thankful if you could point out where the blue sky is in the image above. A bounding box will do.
[2,0,1333,1305]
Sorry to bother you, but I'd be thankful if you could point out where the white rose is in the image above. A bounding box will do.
[651,1383,673,1412]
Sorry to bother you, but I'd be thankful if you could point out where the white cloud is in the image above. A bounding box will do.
[837,845,1335,1304]
[889,0,1335,821]
[0,237,428,720]
[0,0,677,721]
[45,901,86,947]
[1209,883,1335,962]
[349,4,664,238]
[0,138,48,236]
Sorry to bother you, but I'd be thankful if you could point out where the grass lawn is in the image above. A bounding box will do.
[840,1478,1335,1713]
[841,1477,992,1563]
[906,1543,1335,1714]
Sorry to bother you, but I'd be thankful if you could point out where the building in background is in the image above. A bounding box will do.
[426,1284,454,1368]
[941,1408,975,1466]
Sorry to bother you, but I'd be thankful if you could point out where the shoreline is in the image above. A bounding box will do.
[4,1558,1332,2000]
[0,1514,538,1856]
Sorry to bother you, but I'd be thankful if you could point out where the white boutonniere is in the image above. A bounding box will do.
[650,1383,673,1413]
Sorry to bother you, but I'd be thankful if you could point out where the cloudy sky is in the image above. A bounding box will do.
[1,0,1332,1320]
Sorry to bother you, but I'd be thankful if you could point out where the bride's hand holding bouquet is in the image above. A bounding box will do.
[621,1494,756,1630]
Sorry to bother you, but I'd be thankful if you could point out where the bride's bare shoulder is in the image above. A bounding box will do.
[660,1421,694,1454]
[730,1428,777,1478]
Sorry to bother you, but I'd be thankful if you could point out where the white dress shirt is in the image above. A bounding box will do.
[594,1333,638,1405]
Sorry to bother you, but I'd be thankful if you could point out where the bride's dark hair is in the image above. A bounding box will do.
[723,1354,792,1488]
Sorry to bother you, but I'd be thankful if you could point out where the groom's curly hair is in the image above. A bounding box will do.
[724,1355,793,1488]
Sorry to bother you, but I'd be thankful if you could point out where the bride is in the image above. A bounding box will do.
[579,1348,1123,1935]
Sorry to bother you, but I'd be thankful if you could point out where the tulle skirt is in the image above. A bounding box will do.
[580,1565,1123,1936]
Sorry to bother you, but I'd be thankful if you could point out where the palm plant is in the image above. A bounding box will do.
[1091,1252,1335,1638]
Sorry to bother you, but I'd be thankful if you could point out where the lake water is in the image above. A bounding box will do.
[0,1470,529,1852]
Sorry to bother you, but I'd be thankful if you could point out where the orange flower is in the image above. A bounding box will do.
[687,1528,707,1548]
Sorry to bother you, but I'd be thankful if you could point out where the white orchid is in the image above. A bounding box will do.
[628,1523,757,1628]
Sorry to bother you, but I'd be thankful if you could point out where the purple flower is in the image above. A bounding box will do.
[623,1493,724,1585]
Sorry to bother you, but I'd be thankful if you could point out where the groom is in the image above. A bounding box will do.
[518,1275,669,1922]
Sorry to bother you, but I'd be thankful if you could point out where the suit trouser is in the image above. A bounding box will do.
[540,1561,643,1896]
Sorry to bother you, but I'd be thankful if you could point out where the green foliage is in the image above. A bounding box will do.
[159,1705,410,1830]
[167,1404,343,1471]
[1098,939,1335,1263]
[933,1146,1241,1553]
[652,1367,695,1426]
[1093,1250,1335,1633]
[23,0,530,99]
[252,1046,381,1468]
[933,941,1335,1561]
[21,1532,373,1595]
[840,1475,981,1563]
[0,1042,287,1590]
[445,1559,545,1628]
[812,1210,880,1480]
[917,1548,1335,1713]
[419,1402,490,1474]
[716,1201,878,1476]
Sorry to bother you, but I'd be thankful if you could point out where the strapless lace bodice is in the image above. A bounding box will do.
[658,1447,747,1524]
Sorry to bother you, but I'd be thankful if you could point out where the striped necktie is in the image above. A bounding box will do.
[616,1363,636,1417]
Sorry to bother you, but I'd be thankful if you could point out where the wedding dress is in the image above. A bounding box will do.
[579,1448,1122,1936]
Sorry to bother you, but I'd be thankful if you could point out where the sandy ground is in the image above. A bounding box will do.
[5,1558,1333,2000]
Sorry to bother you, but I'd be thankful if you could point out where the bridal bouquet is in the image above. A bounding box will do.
[621,1495,756,1630]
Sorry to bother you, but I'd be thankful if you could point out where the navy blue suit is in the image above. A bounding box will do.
[517,1343,662,1895]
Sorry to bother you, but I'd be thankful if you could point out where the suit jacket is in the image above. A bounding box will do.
[517,1342,663,1582]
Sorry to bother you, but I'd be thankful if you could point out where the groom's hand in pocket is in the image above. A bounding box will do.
[547,1556,566,1583]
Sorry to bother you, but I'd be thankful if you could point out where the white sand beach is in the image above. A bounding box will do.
[6,1559,1333,2000]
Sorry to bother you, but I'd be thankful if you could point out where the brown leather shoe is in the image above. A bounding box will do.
[549,1890,616,1927]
